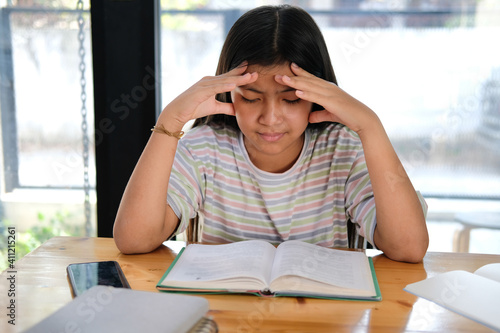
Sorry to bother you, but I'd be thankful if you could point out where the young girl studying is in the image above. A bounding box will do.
[113,5,429,263]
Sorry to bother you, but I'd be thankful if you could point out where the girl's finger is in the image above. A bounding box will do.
[200,72,257,97]
[214,100,236,116]
[290,62,315,77]
[294,87,330,106]
[278,72,324,95]
[219,64,258,86]
[226,61,249,75]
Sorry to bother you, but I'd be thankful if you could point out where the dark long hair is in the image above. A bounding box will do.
[193,5,337,130]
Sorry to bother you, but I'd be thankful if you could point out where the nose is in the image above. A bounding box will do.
[258,101,283,126]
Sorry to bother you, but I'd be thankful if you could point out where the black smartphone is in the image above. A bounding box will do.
[66,261,130,297]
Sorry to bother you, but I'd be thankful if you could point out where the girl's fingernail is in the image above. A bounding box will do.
[291,62,299,68]
[282,75,291,81]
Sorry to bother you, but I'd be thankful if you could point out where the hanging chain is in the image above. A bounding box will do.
[77,0,91,237]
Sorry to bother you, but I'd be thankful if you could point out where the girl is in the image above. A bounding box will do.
[113,5,429,262]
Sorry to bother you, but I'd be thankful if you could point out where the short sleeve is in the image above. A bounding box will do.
[166,138,204,237]
[416,191,428,218]
[344,149,377,247]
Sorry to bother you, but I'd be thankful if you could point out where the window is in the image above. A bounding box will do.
[0,1,94,266]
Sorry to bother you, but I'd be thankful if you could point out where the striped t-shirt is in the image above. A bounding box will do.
[167,123,378,248]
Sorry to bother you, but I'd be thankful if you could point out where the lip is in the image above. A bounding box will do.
[259,132,284,142]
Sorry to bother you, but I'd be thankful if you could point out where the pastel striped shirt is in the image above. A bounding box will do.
[167,123,378,248]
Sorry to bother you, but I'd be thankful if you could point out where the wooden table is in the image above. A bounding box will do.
[1,236,499,332]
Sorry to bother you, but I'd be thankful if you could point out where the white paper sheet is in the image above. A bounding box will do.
[404,270,500,331]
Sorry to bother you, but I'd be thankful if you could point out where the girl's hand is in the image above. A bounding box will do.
[276,63,379,134]
[159,63,258,130]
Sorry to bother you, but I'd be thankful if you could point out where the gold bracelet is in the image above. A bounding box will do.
[151,124,184,139]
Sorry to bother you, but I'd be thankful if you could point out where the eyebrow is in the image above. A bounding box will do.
[241,86,296,94]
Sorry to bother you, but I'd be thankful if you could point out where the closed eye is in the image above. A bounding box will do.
[285,98,301,105]
[242,96,258,103]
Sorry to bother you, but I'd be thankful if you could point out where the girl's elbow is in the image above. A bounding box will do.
[400,244,428,263]
[113,228,136,254]
[114,234,159,254]
[113,221,149,254]
[412,236,430,262]
[113,219,168,254]
[385,237,429,263]
[406,226,430,262]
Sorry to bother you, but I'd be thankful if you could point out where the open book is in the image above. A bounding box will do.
[157,240,381,301]
[404,263,500,331]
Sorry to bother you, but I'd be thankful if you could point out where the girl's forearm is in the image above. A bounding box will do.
[358,117,429,262]
[113,120,182,254]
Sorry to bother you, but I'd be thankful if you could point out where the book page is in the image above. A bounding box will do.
[270,240,375,293]
[162,240,276,289]
[474,263,500,283]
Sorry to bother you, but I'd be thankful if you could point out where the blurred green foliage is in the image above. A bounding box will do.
[0,211,84,271]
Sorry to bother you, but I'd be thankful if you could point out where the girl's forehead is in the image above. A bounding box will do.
[246,63,293,76]
[238,71,296,95]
